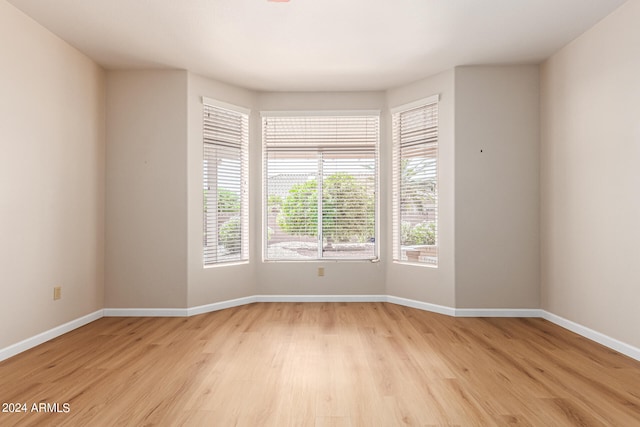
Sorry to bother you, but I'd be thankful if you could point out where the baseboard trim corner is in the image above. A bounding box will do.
[541,311,640,362]
[188,296,257,316]
[386,295,457,316]
[0,309,103,363]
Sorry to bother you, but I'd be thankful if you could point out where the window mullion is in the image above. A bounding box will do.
[212,155,219,261]
[317,153,324,259]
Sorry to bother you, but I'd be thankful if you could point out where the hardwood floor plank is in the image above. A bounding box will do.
[0,302,638,426]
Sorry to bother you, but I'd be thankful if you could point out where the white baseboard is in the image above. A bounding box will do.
[188,296,257,316]
[3,298,638,363]
[256,294,387,303]
[388,296,541,318]
[382,296,639,361]
[103,308,189,317]
[104,295,388,318]
[455,308,543,317]
[387,295,457,316]
[0,310,103,363]
[541,311,640,361]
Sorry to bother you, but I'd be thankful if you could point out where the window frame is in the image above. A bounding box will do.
[391,95,440,267]
[202,97,250,267]
[262,110,380,262]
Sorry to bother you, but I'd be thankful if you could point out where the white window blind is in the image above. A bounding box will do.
[263,114,379,261]
[392,97,439,266]
[203,101,249,265]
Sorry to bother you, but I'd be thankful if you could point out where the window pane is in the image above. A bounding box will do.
[203,103,249,265]
[321,155,376,259]
[266,154,318,260]
[393,101,438,266]
[264,115,379,261]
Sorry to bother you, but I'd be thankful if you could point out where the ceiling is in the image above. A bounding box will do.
[8,0,626,92]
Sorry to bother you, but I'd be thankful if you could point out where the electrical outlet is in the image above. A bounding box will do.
[317,267,324,277]
[53,286,62,300]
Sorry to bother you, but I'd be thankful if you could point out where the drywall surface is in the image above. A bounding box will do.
[187,73,257,307]
[105,70,188,308]
[541,1,640,348]
[385,70,456,307]
[0,0,105,348]
[454,65,540,309]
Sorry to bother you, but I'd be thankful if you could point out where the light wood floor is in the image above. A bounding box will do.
[1,302,639,426]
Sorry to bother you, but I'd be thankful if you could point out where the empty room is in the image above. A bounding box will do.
[1,0,639,425]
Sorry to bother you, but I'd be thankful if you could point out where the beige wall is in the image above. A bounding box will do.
[541,1,640,348]
[385,70,456,307]
[187,73,257,307]
[256,91,387,295]
[0,1,105,348]
[4,0,639,357]
[454,66,540,309]
[105,70,188,308]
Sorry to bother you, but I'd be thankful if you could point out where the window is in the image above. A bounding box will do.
[263,113,379,261]
[392,95,439,266]
[203,98,249,265]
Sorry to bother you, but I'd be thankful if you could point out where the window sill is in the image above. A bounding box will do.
[263,258,379,264]
[392,260,438,268]
[204,260,250,269]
